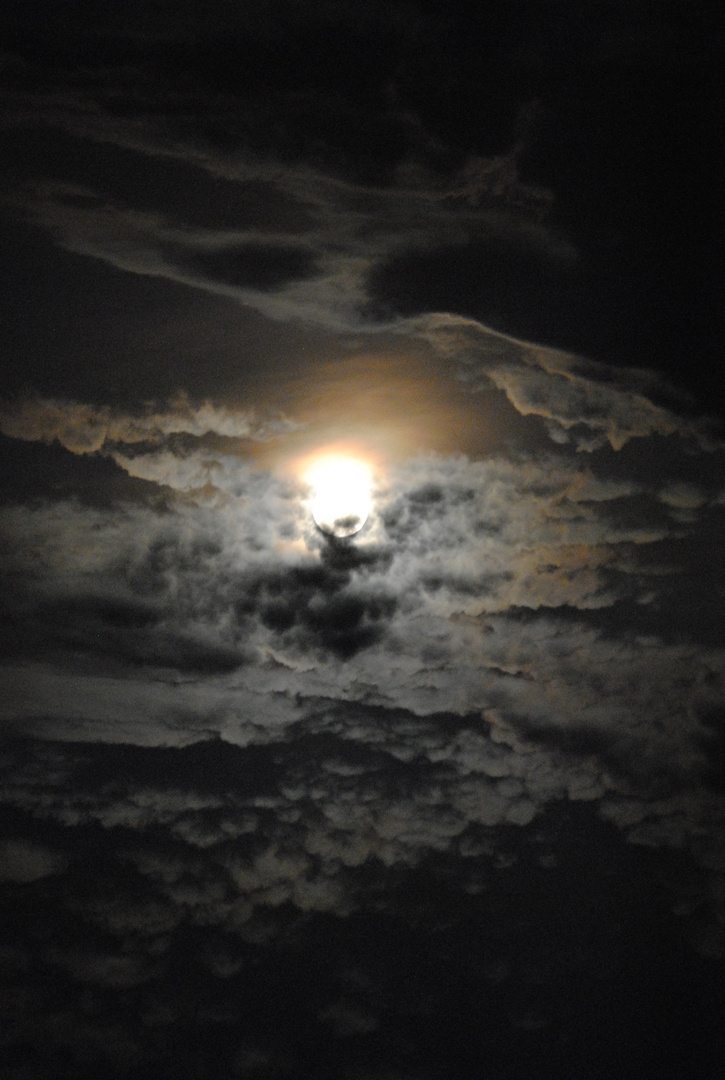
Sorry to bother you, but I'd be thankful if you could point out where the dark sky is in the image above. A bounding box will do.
[1,4,723,1079]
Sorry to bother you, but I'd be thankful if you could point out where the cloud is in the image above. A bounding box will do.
[318,999,379,1036]
[658,481,708,516]
[0,706,721,1011]
[0,89,723,965]
[166,241,319,291]
[0,695,721,1070]
[2,419,723,807]
[1,15,721,1078]
[235,551,398,660]
[0,838,68,882]
[2,643,722,902]
[0,394,290,456]
[415,314,718,451]
[2,72,564,335]
[50,949,155,988]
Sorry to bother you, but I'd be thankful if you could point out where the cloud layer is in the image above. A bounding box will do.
[2,376,723,914]
[0,10,722,1076]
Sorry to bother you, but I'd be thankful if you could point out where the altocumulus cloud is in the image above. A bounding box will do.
[0,15,723,1065]
[0,393,294,456]
[0,33,722,1080]
[1,344,724,957]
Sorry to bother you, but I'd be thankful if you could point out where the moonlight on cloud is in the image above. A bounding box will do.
[0,4,722,1079]
[305,454,373,538]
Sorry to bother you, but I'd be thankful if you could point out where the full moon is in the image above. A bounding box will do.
[305,455,373,537]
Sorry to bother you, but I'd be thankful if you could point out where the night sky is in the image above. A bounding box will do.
[1,3,723,1079]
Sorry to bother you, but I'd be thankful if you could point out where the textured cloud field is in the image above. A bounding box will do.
[2,323,724,915]
[1,8,723,1076]
[3,321,724,1071]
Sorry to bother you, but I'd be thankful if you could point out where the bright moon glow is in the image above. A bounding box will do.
[305,456,373,537]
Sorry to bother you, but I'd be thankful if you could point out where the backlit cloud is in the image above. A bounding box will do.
[0,394,291,456]
[0,11,722,1074]
[1,389,723,914]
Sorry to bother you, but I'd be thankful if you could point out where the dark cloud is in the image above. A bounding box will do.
[167,242,318,292]
[0,734,721,1078]
[234,544,397,660]
[369,232,576,342]
[2,592,246,674]
[2,0,717,402]
[1,127,305,233]
[0,836,68,882]
[0,4,723,1078]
